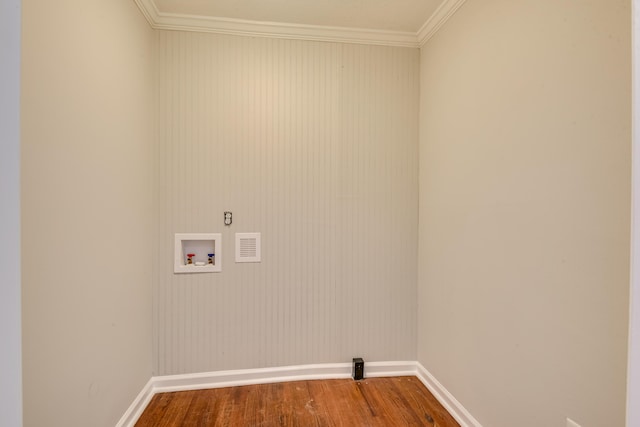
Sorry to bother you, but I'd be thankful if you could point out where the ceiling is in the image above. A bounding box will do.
[135,0,466,47]
[152,0,446,33]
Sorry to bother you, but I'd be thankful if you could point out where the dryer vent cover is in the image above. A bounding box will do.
[235,232,261,263]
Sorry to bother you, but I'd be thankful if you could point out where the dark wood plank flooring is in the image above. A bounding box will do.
[135,376,460,426]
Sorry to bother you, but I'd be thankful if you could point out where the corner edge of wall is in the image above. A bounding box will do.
[115,378,155,427]
[415,362,483,427]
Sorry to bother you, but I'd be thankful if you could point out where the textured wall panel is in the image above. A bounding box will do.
[155,31,419,375]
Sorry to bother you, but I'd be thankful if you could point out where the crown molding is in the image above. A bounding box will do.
[133,0,417,47]
[417,0,467,45]
[134,0,466,48]
[133,0,160,26]
[155,15,419,47]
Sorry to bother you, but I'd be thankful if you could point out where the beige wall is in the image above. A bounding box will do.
[1,0,22,425]
[154,31,419,374]
[418,1,630,426]
[21,0,155,426]
[630,2,640,424]
[19,0,633,424]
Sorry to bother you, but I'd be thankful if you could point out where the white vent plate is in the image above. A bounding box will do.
[235,232,261,263]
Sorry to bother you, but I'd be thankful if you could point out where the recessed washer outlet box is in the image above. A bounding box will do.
[174,233,221,273]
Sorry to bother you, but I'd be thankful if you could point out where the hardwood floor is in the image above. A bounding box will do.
[135,376,460,426]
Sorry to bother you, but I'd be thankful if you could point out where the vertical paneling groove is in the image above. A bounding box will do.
[155,33,419,375]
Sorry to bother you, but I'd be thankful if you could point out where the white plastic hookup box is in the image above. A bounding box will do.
[174,233,222,273]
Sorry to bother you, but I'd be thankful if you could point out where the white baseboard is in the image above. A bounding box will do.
[415,363,482,427]
[153,362,350,393]
[117,361,481,427]
[115,378,154,427]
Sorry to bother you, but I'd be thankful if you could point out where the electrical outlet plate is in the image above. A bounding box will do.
[566,418,581,427]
